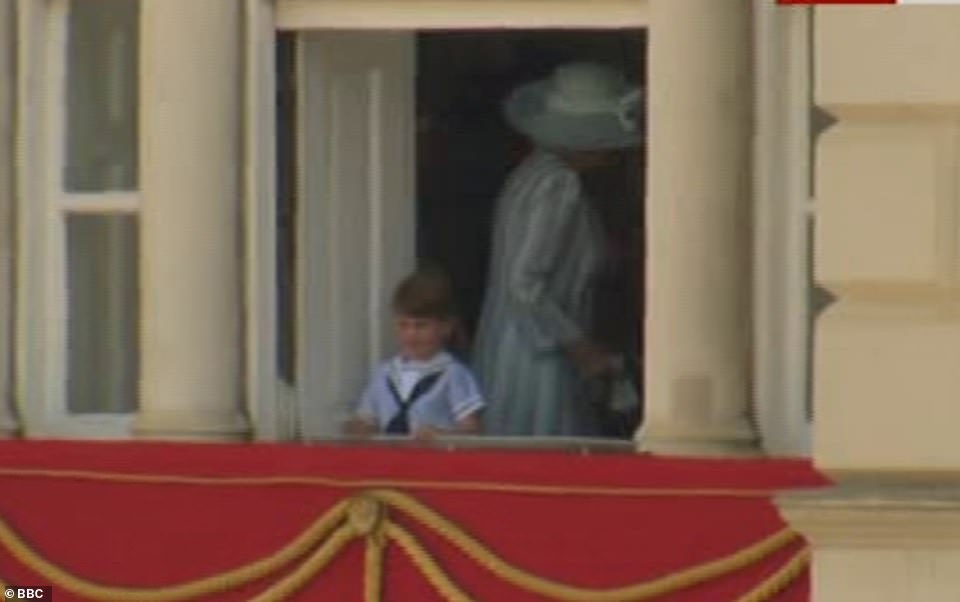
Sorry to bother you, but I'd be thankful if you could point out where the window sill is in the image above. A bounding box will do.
[304,435,639,455]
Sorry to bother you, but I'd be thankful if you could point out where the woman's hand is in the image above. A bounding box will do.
[564,340,620,379]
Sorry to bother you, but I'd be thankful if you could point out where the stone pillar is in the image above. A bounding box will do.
[134,0,249,440]
[777,6,960,600]
[638,0,758,455]
[0,0,19,437]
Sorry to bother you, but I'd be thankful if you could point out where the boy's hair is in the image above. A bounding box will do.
[392,267,456,319]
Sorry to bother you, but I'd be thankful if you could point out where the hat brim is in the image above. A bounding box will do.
[503,81,642,151]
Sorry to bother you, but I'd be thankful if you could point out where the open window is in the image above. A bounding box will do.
[270,26,646,443]
[251,0,814,454]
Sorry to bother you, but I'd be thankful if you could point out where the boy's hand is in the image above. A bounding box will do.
[344,417,377,437]
[412,426,440,442]
[454,413,482,435]
[414,414,481,441]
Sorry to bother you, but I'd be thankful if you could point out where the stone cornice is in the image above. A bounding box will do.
[777,484,960,548]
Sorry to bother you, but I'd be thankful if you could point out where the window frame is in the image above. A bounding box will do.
[275,0,649,30]
[15,0,139,437]
[254,0,816,452]
[752,2,814,456]
[251,0,652,442]
[245,0,289,440]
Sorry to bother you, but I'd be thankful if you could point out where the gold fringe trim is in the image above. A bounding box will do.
[386,521,474,602]
[364,529,385,602]
[250,526,356,602]
[0,499,350,601]
[370,489,800,601]
[735,548,812,602]
[0,466,795,499]
[0,489,809,601]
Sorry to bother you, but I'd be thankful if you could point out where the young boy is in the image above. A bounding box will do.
[344,268,485,440]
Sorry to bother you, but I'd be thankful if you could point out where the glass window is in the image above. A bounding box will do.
[66,214,139,413]
[64,0,139,192]
[61,0,141,417]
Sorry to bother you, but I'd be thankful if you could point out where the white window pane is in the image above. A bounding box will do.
[64,0,139,192]
[66,214,139,413]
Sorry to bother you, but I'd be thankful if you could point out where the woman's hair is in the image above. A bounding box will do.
[392,266,456,319]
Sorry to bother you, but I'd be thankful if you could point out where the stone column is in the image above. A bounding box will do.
[0,0,18,437]
[638,0,758,455]
[134,0,249,440]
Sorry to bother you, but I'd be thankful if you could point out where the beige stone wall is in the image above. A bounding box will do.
[779,484,960,601]
[781,6,960,601]
[814,6,960,473]
[814,549,960,601]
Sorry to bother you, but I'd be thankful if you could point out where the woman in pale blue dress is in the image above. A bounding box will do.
[471,62,643,437]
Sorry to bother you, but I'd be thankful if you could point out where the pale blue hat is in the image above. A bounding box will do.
[503,62,643,151]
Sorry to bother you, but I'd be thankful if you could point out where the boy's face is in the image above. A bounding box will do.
[394,314,451,361]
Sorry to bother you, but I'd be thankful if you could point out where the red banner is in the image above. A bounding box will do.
[0,440,829,601]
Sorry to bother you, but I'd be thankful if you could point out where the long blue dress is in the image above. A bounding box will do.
[471,150,605,436]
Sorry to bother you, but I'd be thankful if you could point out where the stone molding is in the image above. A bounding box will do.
[778,483,960,549]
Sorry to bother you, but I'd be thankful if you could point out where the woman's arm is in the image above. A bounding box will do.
[507,169,586,349]
[507,167,622,375]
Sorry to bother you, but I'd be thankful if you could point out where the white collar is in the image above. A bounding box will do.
[391,351,453,375]
[388,351,452,399]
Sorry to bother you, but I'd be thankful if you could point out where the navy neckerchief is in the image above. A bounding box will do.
[384,370,444,435]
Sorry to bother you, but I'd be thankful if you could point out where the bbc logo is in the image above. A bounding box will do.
[3,588,52,600]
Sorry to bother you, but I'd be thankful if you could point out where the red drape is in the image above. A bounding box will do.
[0,441,829,601]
